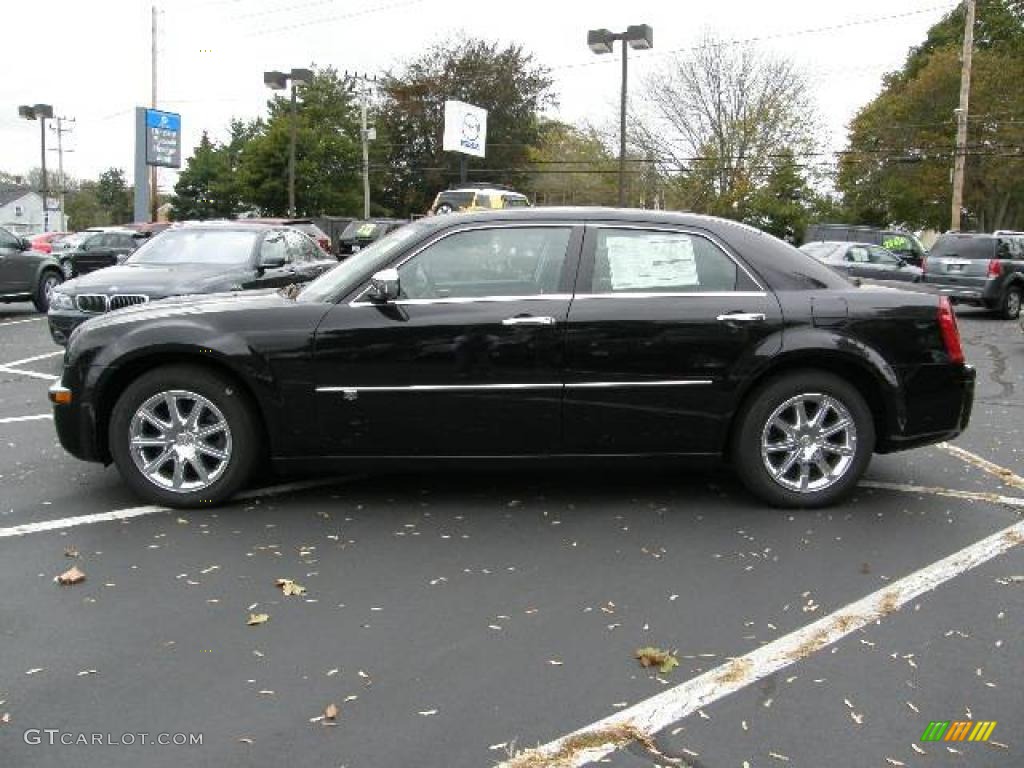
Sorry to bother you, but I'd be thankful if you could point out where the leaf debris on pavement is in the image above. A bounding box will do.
[56,566,86,585]
[247,613,270,626]
[635,647,679,674]
[275,578,307,596]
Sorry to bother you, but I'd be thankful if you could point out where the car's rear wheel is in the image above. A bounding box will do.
[109,365,259,508]
[33,269,63,313]
[731,371,875,508]
[998,285,1022,320]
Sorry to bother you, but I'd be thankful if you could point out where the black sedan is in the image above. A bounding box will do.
[800,241,923,283]
[50,208,975,509]
[47,222,337,345]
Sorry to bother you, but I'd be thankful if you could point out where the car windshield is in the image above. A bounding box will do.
[127,229,259,265]
[298,220,432,303]
[341,221,381,240]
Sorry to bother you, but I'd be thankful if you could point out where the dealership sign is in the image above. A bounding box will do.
[144,109,182,168]
[442,101,488,158]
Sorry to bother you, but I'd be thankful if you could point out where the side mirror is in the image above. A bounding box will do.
[18,237,32,251]
[259,253,286,270]
[368,268,400,302]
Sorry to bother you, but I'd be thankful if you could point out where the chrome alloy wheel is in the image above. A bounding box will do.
[128,390,233,493]
[760,393,857,494]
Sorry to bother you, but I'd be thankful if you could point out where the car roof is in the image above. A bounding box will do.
[170,220,279,230]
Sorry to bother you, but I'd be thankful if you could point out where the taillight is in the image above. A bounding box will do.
[987,259,1002,278]
[938,297,964,364]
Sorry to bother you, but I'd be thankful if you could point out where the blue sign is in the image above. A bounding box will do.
[144,109,181,167]
[145,109,181,132]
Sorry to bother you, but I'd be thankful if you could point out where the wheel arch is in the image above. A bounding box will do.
[726,349,897,457]
[92,351,269,464]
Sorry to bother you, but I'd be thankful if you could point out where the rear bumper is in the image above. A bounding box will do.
[920,277,999,304]
[877,364,976,453]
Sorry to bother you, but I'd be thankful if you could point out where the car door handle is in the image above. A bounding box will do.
[502,315,557,326]
[716,312,766,322]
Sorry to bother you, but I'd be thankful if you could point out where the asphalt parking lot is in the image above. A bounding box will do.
[0,303,1021,768]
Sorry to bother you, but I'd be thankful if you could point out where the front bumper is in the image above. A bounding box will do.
[50,371,105,464]
[48,309,92,346]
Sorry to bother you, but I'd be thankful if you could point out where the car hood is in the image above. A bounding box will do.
[61,263,251,298]
[74,289,291,333]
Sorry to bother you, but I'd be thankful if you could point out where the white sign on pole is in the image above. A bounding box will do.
[443,100,488,158]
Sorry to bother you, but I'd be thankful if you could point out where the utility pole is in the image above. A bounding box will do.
[345,71,377,219]
[951,0,976,232]
[149,3,159,222]
[49,117,75,230]
[289,83,298,216]
[40,118,49,232]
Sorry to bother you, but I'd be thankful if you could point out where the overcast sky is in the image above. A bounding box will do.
[2,0,958,191]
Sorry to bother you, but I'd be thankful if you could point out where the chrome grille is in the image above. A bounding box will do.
[109,294,149,311]
[76,294,109,314]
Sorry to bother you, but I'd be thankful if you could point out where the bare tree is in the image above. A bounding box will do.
[633,34,820,216]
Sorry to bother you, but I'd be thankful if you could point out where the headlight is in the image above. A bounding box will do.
[49,291,75,311]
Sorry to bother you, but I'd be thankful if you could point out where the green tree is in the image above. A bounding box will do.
[525,121,619,206]
[96,168,134,224]
[375,37,555,215]
[237,67,361,216]
[64,181,106,230]
[744,151,818,242]
[838,1,1024,231]
[170,132,236,220]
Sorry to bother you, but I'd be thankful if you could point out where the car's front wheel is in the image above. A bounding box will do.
[33,269,63,313]
[109,365,259,508]
[731,371,875,508]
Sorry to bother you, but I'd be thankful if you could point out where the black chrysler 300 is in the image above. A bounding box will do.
[50,208,975,509]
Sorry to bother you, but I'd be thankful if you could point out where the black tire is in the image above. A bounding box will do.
[33,269,63,313]
[731,370,875,508]
[109,365,260,508]
[997,284,1022,320]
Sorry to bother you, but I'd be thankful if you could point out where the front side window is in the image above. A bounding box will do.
[591,229,738,293]
[284,231,313,263]
[845,246,870,263]
[868,246,900,265]
[0,228,18,248]
[397,227,572,300]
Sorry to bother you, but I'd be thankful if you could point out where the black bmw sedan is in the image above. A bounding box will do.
[47,222,337,345]
[49,208,975,509]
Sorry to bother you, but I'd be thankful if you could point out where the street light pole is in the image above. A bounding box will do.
[619,42,628,207]
[264,68,312,217]
[289,82,298,216]
[18,103,54,232]
[587,24,653,208]
[950,0,976,232]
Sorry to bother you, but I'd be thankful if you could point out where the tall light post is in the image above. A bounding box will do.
[264,68,313,216]
[18,103,55,231]
[587,25,653,207]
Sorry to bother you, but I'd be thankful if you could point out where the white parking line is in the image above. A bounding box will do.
[0,477,356,539]
[499,519,1024,768]
[0,350,63,368]
[0,365,59,381]
[860,479,1024,509]
[0,317,46,328]
[937,441,1024,490]
[0,414,52,425]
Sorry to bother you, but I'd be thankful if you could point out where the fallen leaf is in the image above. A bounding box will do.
[1,713,9,725]
[247,613,269,626]
[547,659,563,666]
[64,546,79,558]
[25,668,45,675]
[323,703,339,721]
[418,709,438,716]
[911,744,926,755]
[238,737,253,744]
[56,566,86,586]
[634,647,679,675]
[275,578,307,597]
[884,759,905,766]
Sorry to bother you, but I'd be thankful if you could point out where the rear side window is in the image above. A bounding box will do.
[438,192,474,209]
[931,236,995,260]
[591,229,738,293]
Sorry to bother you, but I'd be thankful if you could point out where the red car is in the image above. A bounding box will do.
[30,232,70,254]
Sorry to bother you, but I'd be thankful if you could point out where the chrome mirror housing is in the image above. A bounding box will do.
[368,268,400,302]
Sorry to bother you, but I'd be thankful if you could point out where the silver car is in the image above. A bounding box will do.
[800,241,923,284]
